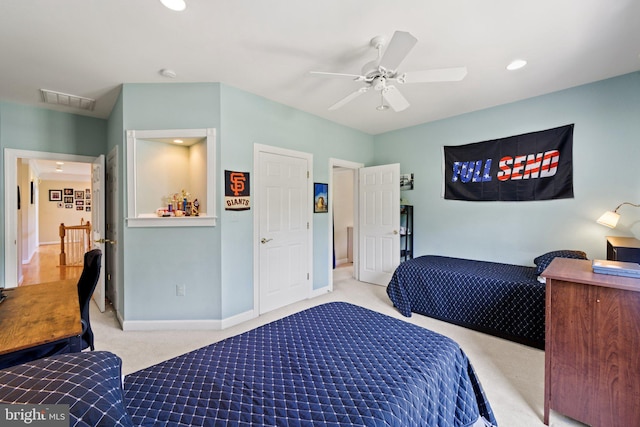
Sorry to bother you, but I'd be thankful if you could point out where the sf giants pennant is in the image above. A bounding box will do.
[225,170,250,210]
[443,124,574,201]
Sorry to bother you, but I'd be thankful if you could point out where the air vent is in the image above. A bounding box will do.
[40,89,96,111]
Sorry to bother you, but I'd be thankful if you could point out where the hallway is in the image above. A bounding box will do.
[21,244,82,286]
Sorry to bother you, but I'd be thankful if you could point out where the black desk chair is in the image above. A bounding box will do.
[77,249,102,351]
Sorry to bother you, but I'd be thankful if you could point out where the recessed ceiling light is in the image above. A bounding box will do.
[56,161,64,165]
[160,0,186,11]
[507,59,527,71]
[174,139,184,144]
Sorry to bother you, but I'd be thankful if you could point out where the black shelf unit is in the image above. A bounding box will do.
[400,205,413,262]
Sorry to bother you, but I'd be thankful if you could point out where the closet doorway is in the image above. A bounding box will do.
[329,158,362,290]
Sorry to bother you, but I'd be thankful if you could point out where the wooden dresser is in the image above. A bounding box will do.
[542,257,640,426]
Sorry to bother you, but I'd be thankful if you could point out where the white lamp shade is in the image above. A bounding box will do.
[597,210,620,228]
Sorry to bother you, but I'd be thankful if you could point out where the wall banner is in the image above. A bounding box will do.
[443,124,574,201]
[225,170,250,210]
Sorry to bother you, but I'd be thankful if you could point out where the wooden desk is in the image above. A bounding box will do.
[542,258,640,426]
[0,279,82,368]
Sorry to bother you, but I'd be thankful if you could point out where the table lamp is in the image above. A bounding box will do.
[596,202,640,228]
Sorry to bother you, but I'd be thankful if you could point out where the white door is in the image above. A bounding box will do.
[358,163,400,285]
[257,150,311,314]
[90,155,106,312]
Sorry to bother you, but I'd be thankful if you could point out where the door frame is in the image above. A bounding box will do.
[4,148,97,288]
[252,143,313,316]
[328,158,363,291]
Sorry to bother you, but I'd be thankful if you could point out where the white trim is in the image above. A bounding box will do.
[253,143,313,317]
[122,319,221,331]
[126,216,217,227]
[310,286,330,298]
[328,158,363,290]
[4,148,96,288]
[121,309,255,331]
[220,309,257,329]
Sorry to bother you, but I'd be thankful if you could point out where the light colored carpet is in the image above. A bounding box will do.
[91,264,585,427]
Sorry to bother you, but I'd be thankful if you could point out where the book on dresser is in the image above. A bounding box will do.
[592,259,640,278]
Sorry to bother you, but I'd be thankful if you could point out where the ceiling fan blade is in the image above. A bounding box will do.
[328,87,369,110]
[310,71,365,80]
[379,31,418,71]
[382,85,410,112]
[403,67,468,83]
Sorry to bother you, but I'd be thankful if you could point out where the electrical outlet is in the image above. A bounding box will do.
[176,284,186,296]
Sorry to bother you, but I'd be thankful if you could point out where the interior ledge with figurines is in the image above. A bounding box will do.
[126,128,217,227]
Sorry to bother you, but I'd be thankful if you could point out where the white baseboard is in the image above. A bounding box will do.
[220,309,256,329]
[310,286,330,298]
[121,309,256,331]
[336,258,349,265]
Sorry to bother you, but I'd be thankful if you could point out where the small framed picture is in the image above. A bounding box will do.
[400,173,414,191]
[85,200,91,206]
[76,206,84,211]
[65,204,73,209]
[64,188,74,196]
[49,190,62,201]
[314,183,328,213]
[74,190,84,199]
[75,200,84,206]
[64,196,73,203]
[57,202,64,208]
[85,189,91,199]
[85,207,91,213]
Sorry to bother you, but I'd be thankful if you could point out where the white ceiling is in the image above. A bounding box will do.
[1,0,639,135]
[31,159,90,182]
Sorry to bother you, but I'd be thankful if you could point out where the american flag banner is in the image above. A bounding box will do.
[443,124,574,201]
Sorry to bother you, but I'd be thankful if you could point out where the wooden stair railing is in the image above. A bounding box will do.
[59,220,91,266]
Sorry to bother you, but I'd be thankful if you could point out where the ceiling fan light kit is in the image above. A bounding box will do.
[311,30,467,112]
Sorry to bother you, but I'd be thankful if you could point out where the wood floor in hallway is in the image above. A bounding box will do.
[21,244,82,286]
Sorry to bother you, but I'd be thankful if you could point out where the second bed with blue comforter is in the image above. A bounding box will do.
[387,255,545,349]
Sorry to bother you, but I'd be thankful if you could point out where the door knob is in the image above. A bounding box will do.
[95,238,116,245]
[393,230,399,235]
[261,238,273,244]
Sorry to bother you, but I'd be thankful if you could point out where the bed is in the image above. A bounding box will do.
[0,302,497,427]
[386,252,587,350]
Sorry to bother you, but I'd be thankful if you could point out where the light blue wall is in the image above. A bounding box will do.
[0,102,107,286]
[218,85,374,317]
[117,82,373,321]
[373,72,640,266]
[120,83,223,320]
[4,73,638,322]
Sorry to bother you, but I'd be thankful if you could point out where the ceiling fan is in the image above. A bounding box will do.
[310,31,467,112]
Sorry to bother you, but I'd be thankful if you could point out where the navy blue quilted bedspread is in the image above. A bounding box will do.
[387,256,544,349]
[124,302,497,426]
